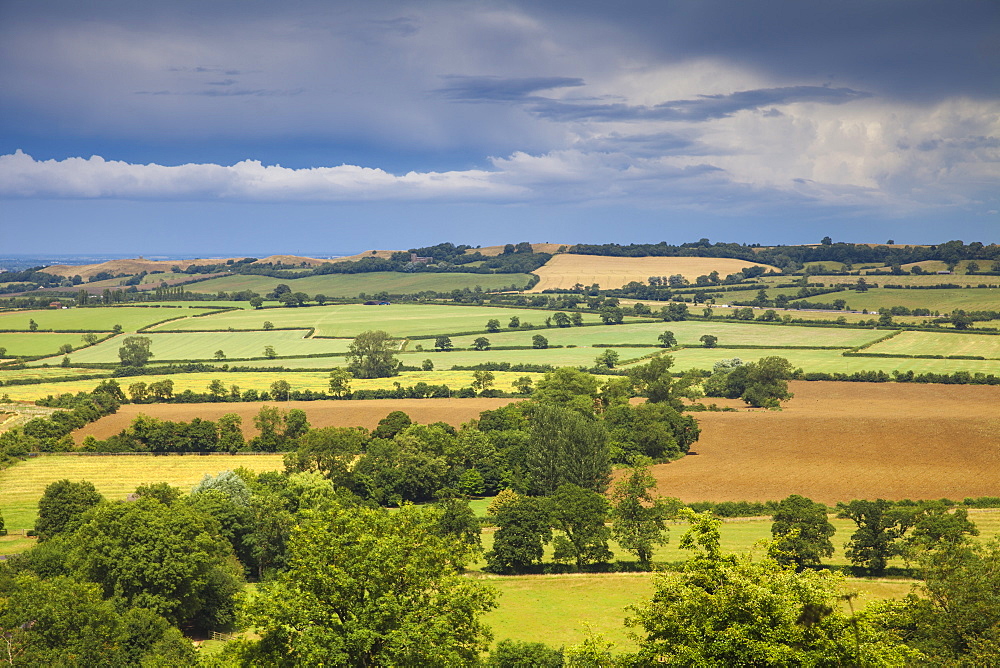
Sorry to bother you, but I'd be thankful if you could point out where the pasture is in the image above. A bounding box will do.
[33,330,350,364]
[448,320,884,349]
[646,381,1000,505]
[183,272,533,298]
[530,255,780,292]
[0,453,286,533]
[73,397,517,444]
[157,303,605,338]
[865,331,1000,359]
[844,287,1000,313]
[403,346,662,369]
[0,332,91,357]
[0,306,191,332]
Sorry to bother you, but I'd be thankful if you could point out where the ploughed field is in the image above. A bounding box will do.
[649,381,1000,505]
[73,397,518,444]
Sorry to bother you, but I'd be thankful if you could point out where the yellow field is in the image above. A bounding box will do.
[530,255,780,292]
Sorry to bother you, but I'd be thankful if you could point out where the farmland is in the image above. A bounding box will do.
[183,271,533,297]
[0,332,92,357]
[530,254,780,292]
[644,381,1000,505]
[865,330,1000,358]
[157,303,606,337]
[0,305,194,331]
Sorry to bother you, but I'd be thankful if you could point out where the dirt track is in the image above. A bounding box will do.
[73,397,517,443]
[649,381,1000,505]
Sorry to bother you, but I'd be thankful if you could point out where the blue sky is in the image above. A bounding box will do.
[1,0,998,255]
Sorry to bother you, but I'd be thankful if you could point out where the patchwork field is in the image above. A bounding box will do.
[0,332,92,357]
[32,330,350,364]
[865,331,1000,358]
[647,381,1000,505]
[530,255,780,292]
[844,287,1000,313]
[0,453,286,533]
[0,306,192,332]
[157,303,605,338]
[183,272,533,298]
[448,321,884,349]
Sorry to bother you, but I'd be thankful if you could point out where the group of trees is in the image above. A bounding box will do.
[703,356,796,407]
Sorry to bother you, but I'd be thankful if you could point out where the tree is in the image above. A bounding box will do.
[837,499,920,575]
[769,494,835,569]
[658,330,677,347]
[486,495,552,573]
[263,345,277,359]
[314,293,327,305]
[611,467,675,564]
[627,355,699,410]
[284,427,365,489]
[234,503,496,665]
[549,484,612,567]
[270,379,291,401]
[508,316,520,328]
[328,368,352,397]
[28,318,38,332]
[214,349,226,360]
[34,479,104,541]
[699,334,718,348]
[250,296,264,309]
[262,320,274,330]
[513,375,533,395]
[435,335,454,352]
[599,306,624,324]
[486,318,501,332]
[524,404,610,495]
[472,336,491,350]
[570,312,583,326]
[148,379,174,401]
[626,512,915,666]
[421,358,434,371]
[372,410,412,439]
[346,330,401,378]
[532,334,548,349]
[594,349,620,369]
[207,379,228,400]
[118,336,153,367]
[128,381,149,403]
[821,235,833,245]
[68,496,242,632]
[472,369,495,393]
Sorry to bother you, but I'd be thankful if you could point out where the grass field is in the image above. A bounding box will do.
[865,331,1000,358]
[448,321,884,349]
[403,346,662,369]
[183,272,533,298]
[32,330,350,364]
[0,306,191,332]
[0,453,286,533]
[0,332,93,357]
[530,255,780,292]
[0,366,112,383]
[156,303,605,338]
[647,381,1000,505]
[844,287,1000,313]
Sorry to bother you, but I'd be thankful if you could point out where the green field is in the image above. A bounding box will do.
[845,287,1000,313]
[157,303,606,338]
[0,366,112,384]
[865,331,1000,358]
[0,332,95,357]
[404,346,662,369]
[449,321,883,350]
[183,272,533,298]
[0,453,286,536]
[0,306,192,332]
[31,330,350,364]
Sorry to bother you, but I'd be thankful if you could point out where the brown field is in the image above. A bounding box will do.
[530,255,780,292]
[42,254,337,279]
[72,397,517,443]
[647,381,1000,505]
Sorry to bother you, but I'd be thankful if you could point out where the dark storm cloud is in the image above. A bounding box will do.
[525,0,1000,102]
[435,76,585,102]
[526,85,872,122]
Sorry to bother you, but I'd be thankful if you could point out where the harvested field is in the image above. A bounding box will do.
[647,381,1000,505]
[466,243,568,257]
[530,255,780,292]
[866,331,1000,358]
[73,397,516,444]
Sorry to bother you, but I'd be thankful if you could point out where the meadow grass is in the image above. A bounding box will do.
[0,453,286,535]
[158,303,607,338]
[0,306,192,332]
[865,331,1000,358]
[448,320,884,349]
[183,272,533,298]
[0,332,94,357]
[32,330,350,364]
[403,346,662,369]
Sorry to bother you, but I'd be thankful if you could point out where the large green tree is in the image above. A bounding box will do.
[548,484,612,568]
[770,494,836,570]
[234,503,497,666]
[523,404,610,495]
[34,479,104,541]
[346,330,401,379]
[117,335,153,367]
[610,467,676,564]
[837,499,920,575]
[486,494,552,574]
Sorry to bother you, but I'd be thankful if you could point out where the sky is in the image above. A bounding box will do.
[1,0,998,256]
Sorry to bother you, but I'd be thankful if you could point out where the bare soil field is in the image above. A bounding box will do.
[73,398,517,443]
[647,381,1000,505]
[530,255,780,292]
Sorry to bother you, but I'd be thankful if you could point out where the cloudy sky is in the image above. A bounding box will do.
[1,0,998,256]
